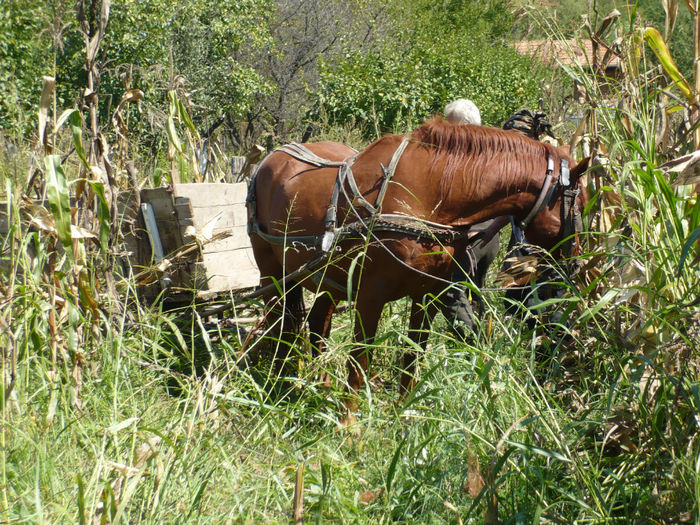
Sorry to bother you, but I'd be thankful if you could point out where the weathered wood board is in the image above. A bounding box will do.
[169,182,259,296]
[0,202,10,237]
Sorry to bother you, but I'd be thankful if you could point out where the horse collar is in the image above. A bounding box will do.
[515,155,583,258]
[518,155,556,231]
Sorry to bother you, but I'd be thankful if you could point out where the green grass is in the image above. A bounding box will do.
[2,7,700,520]
[2,133,699,522]
[2,143,699,522]
[2,250,698,523]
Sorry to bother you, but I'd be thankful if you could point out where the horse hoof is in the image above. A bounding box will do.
[316,372,332,389]
[338,412,361,437]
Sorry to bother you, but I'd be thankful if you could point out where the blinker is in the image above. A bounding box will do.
[560,158,570,187]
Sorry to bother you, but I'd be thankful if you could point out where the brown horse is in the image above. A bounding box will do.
[248,118,589,423]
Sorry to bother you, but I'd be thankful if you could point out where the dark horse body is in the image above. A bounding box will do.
[249,118,588,422]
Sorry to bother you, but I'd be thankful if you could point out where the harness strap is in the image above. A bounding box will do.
[561,187,582,258]
[275,142,354,167]
[340,156,375,214]
[323,138,410,252]
[519,155,555,230]
[512,156,583,266]
[247,143,356,234]
[376,138,410,210]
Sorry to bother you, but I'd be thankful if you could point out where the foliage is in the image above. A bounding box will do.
[0,0,547,149]
[514,0,695,79]
[314,0,545,136]
[0,0,57,135]
[2,0,700,523]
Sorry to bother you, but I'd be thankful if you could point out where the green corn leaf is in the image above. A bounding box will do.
[44,154,73,253]
[176,97,198,137]
[167,91,184,154]
[167,115,184,154]
[76,474,86,525]
[386,437,406,494]
[55,108,76,131]
[68,110,89,169]
[677,227,700,277]
[86,180,111,252]
[643,27,697,107]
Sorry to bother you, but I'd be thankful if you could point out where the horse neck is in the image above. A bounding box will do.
[355,134,554,229]
[439,150,552,227]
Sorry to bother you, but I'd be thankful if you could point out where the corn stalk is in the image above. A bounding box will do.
[166,89,203,184]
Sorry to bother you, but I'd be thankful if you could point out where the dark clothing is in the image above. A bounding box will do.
[438,219,501,338]
[439,108,562,339]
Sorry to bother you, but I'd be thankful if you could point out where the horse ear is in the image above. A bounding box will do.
[571,156,590,183]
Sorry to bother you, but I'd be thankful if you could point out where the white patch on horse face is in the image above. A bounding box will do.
[444,99,482,125]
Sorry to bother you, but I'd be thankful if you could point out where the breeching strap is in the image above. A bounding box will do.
[322,137,410,251]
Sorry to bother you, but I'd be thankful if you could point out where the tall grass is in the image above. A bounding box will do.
[2,5,700,524]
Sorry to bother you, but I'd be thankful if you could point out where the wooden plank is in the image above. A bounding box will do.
[140,188,184,257]
[173,183,247,207]
[147,218,182,256]
[197,227,252,255]
[143,182,262,294]
[173,201,193,220]
[177,206,247,232]
[140,188,175,221]
[230,157,246,178]
[193,249,260,292]
[0,202,11,236]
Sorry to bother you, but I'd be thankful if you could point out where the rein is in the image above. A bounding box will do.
[248,140,472,254]
[248,140,583,294]
[516,156,583,259]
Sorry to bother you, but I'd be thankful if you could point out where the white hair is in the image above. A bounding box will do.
[444,98,481,125]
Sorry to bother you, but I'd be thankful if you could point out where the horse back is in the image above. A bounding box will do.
[253,142,356,236]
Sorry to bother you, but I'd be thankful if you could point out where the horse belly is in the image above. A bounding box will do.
[355,239,455,301]
[255,163,331,236]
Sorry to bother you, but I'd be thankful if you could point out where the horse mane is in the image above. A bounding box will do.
[411,117,556,198]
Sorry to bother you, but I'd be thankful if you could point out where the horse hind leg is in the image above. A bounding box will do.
[252,245,306,377]
[308,292,337,387]
[401,298,438,396]
[272,282,306,368]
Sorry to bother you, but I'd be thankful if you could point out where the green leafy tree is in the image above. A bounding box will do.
[314,0,545,136]
[101,0,273,149]
[0,0,60,136]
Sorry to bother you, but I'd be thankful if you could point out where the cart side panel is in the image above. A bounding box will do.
[173,182,259,295]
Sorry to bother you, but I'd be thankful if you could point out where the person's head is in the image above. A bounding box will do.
[444,98,481,125]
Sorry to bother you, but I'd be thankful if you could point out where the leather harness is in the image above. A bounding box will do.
[247,140,584,289]
[247,139,473,254]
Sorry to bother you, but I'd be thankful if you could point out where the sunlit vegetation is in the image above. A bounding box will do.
[1,0,699,522]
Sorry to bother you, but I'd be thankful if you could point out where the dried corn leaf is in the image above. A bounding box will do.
[495,255,539,287]
[104,460,148,477]
[38,76,56,151]
[359,489,382,505]
[70,224,97,239]
[464,453,485,498]
[661,149,700,186]
[134,436,162,468]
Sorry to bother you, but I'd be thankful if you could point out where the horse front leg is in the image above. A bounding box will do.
[342,295,384,428]
[401,298,438,395]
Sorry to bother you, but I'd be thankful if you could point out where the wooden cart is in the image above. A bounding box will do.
[1,180,261,306]
[133,182,260,301]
